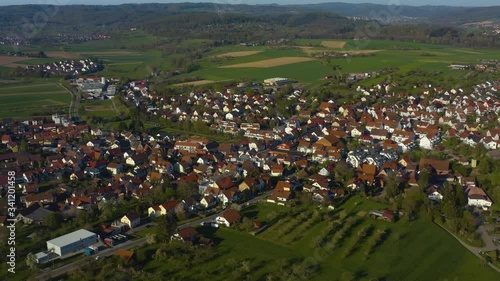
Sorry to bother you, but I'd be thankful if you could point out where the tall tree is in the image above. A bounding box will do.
[334,161,354,185]
[156,213,177,243]
[384,172,401,199]
[418,165,431,191]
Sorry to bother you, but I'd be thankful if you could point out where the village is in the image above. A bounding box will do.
[1,74,500,273]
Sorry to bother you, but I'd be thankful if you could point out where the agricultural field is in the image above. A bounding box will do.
[170,39,500,86]
[129,196,500,281]
[0,31,165,79]
[0,81,70,118]
[219,57,315,68]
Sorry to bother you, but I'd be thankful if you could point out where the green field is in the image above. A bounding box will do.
[78,99,120,119]
[168,40,500,85]
[132,197,500,281]
[0,82,70,118]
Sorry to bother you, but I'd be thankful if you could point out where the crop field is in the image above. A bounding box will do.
[134,196,500,281]
[0,82,70,118]
[219,57,315,68]
[173,80,220,86]
[321,40,347,49]
[171,40,500,85]
[213,51,263,58]
[0,55,30,68]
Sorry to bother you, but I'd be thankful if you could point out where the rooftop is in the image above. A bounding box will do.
[47,229,96,247]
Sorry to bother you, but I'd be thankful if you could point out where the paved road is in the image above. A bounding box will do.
[35,192,271,281]
[478,224,500,251]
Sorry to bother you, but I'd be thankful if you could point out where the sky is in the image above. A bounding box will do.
[0,0,498,6]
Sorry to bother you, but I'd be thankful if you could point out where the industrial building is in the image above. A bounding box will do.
[263,77,293,86]
[46,229,98,256]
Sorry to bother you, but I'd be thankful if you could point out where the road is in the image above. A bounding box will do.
[35,191,271,281]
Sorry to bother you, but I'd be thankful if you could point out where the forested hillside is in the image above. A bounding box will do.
[0,3,499,49]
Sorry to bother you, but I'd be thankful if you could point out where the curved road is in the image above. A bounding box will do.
[35,191,271,281]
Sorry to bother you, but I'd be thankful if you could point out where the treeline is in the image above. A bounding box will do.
[1,4,499,51]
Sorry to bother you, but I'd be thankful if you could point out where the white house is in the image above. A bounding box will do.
[120,212,141,228]
[215,209,241,227]
[466,185,492,209]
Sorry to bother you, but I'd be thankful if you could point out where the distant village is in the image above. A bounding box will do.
[22,58,104,77]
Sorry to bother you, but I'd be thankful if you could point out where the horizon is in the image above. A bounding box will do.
[0,0,498,7]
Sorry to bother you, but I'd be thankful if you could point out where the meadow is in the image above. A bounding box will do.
[132,197,500,281]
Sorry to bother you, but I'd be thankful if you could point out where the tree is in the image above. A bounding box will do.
[44,213,63,230]
[418,165,431,191]
[461,211,476,234]
[177,182,197,200]
[156,213,177,243]
[478,159,492,175]
[146,233,157,245]
[26,252,38,270]
[402,195,419,222]
[175,204,187,221]
[334,161,354,185]
[340,271,356,281]
[118,121,128,131]
[384,172,401,199]
[20,139,28,152]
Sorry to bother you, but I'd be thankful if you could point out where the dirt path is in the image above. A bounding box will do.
[59,83,78,118]
[111,98,120,114]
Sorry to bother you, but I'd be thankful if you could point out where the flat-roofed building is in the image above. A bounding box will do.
[46,229,98,256]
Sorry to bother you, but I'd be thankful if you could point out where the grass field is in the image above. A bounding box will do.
[321,40,347,49]
[0,82,70,118]
[134,196,500,281]
[213,51,263,58]
[78,99,120,119]
[219,57,315,68]
[169,40,500,85]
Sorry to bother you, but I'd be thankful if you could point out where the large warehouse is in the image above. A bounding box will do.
[46,229,98,256]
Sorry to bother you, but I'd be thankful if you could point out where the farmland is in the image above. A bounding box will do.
[168,39,500,86]
[0,81,70,118]
[121,197,500,281]
[219,57,315,68]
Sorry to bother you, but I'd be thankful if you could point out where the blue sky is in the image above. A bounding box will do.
[0,0,498,6]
